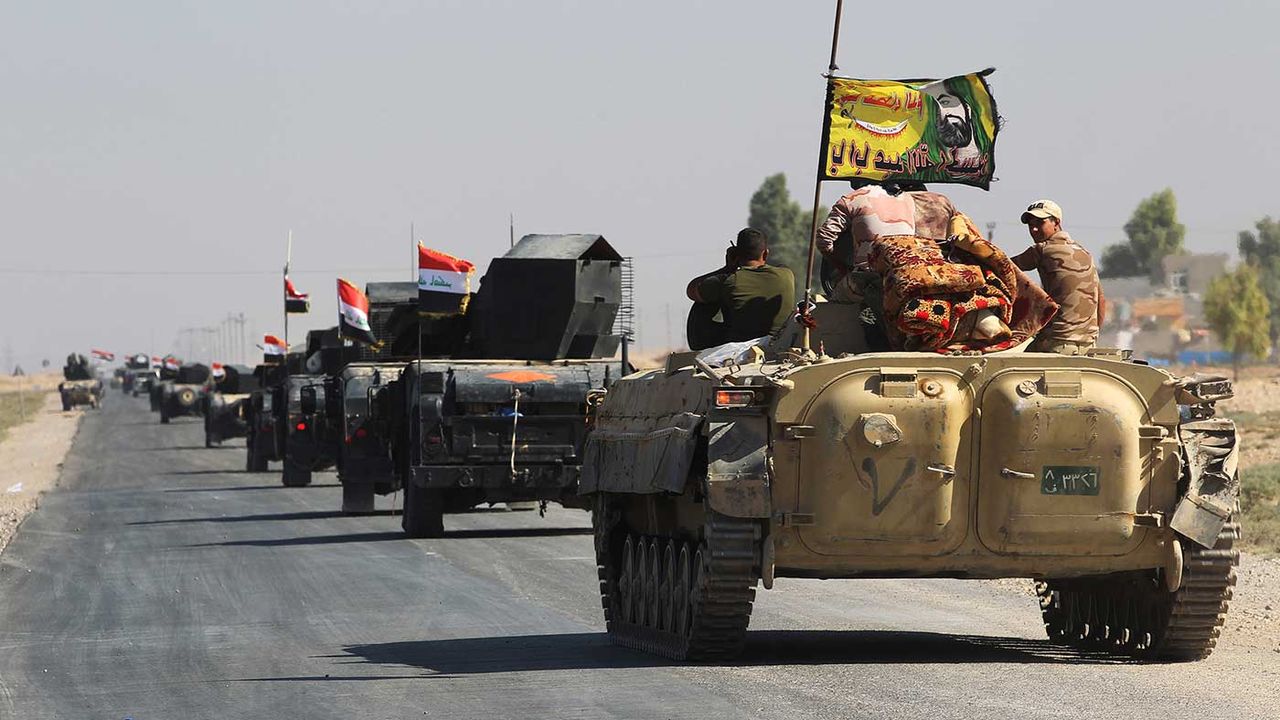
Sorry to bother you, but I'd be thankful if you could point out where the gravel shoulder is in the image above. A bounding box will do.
[0,390,84,553]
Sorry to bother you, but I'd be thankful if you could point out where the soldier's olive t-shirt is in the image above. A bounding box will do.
[697,264,796,341]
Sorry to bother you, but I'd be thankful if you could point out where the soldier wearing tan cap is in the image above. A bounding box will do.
[1013,199,1102,354]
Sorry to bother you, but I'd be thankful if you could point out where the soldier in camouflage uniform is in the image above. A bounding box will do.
[1013,199,1101,354]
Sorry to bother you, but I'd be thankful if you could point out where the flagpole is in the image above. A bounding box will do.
[284,230,292,356]
[802,0,845,352]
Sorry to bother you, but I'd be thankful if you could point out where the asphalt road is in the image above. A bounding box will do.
[0,396,1276,719]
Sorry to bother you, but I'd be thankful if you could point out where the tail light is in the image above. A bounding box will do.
[715,389,758,408]
[295,421,307,431]
[355,427,368,439]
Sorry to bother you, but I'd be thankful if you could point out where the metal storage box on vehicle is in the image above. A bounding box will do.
[469,234,623,360]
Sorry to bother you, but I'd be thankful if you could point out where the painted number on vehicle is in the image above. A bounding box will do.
[1041,466,1100,496]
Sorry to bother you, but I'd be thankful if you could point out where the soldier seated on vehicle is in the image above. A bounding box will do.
[685,228,795,351]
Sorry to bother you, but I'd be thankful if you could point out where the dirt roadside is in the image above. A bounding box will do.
[0,390,84,554]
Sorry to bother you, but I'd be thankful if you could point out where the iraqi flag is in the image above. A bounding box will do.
[337,278,381,347]
[151,355,162,368]
[163,356,181,371]
[211,362,226,381]
[91,349,115,362]
[285,276,311,314]
[418,244,475,316]
[263,334,287,363]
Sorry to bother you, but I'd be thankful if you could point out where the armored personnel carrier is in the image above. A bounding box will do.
[159,363,212,424]
[59,354,103,410]
[582,304,1240,662]
[204,364,260,447]
[385,234,629,537]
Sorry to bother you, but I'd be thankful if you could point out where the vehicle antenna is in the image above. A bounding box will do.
[801,0,845,351]
[284,229,293,355]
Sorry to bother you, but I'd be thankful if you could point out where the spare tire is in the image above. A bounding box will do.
[178,388,197,406]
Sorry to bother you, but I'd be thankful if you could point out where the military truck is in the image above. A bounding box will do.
[122,353,154,395]
[581,303,1240,662]
[386,234,628,537]
[149,356,180,412]
[159,363,212,424]
[59,354,104,410]
[244,359,293,473]
[204,364,260,447]
[326,362,405,513]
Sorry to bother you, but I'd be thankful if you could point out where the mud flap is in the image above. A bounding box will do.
[1170,418,1238,548]
[705,416,771,518]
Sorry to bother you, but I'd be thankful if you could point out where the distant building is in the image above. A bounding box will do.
[1100,253,1228,363]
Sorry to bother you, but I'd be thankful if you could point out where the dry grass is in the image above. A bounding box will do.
[1239,463,1280,556]
[0,390,51,444]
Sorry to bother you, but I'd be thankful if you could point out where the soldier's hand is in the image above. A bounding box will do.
[724,246,739,269]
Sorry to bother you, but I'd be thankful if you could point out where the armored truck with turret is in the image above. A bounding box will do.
[159,363,212,424]
[245,358,295,473]
[59,353,103,410]
[204,364,260,447]
[385,234,629,537]
[149,356,180,413]
[581,302,1240,662]
[122,353,155,396]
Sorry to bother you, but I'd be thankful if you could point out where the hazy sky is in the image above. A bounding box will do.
[3,0,1278,370]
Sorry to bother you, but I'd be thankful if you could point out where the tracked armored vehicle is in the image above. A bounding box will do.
[386,234,628,537]
[59,354,103,410]
[582,305,1240,662]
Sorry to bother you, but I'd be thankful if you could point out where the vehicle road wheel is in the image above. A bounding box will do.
[281,460,312,487]
[342,483,376,515]
[595,500,759,661]
[159,408,170,424]
[61,396,71,412]
[402,483,445,538]
[205,432,214,449]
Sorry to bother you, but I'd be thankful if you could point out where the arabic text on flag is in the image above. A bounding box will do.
[821,70,999,189]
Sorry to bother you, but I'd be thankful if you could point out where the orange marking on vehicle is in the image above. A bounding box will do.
[486,370,556,383]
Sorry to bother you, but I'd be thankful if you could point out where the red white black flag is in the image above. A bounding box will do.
[337,278,381,347]
[418,244,475,315]
[211,362,226,381]
[162,356,181,372]
[91,349,115,361]
[285,276,311,314]
[263,334,287,363]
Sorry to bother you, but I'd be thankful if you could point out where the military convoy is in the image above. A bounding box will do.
[58,354,103,411]
[103,227,1242,667]
[581,303,1240,662]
